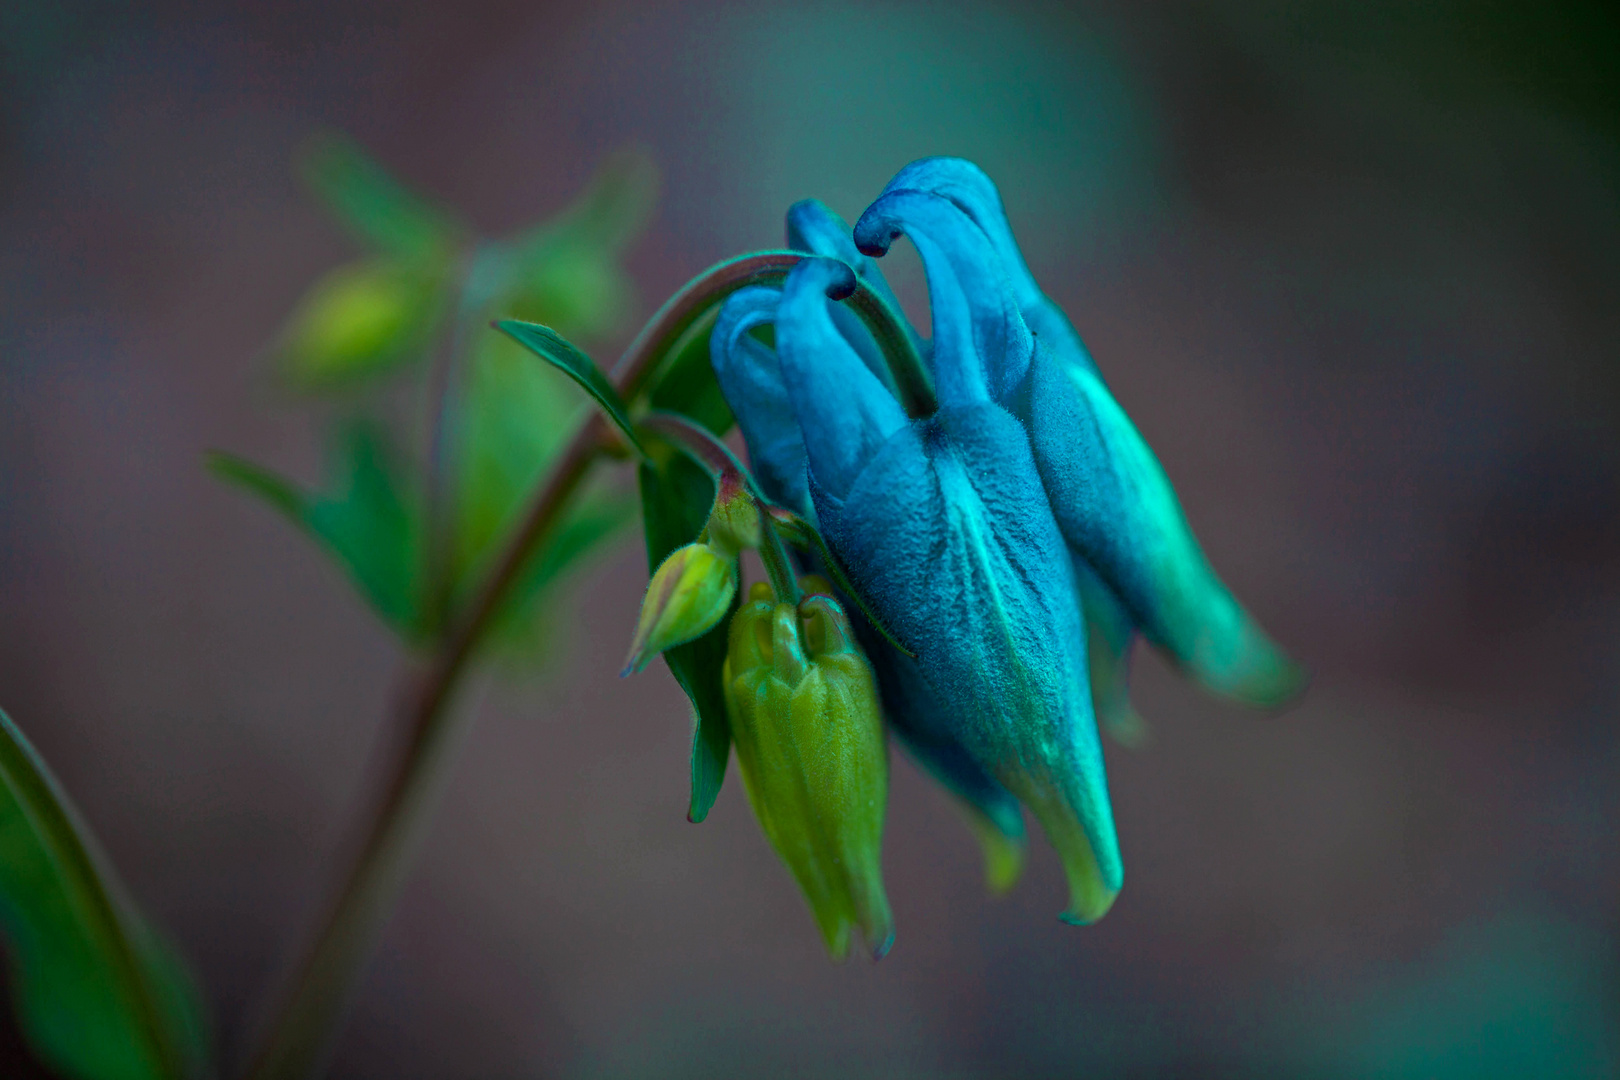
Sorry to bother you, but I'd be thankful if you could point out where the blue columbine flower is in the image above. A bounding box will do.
[713,201,1034,892]
[707,166,1300,924]
[854,159,1304,709]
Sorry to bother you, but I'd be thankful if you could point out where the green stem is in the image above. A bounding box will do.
[755,502,801,606]
[240,248,825,1080]
[240,425,603,1080]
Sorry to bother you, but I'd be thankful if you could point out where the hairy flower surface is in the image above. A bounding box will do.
[707,162,1301,926]
[724,584,893,959]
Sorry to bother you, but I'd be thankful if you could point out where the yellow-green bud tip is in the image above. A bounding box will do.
[622,542,736,675]
[705,470,762,556]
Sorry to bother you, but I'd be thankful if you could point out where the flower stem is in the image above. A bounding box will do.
[240,249,800,1080]
[755,499,802,606]
[240,420,604,1080]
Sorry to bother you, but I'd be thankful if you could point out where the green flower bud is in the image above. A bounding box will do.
[723,583,894,960]
[622,542,736,675]
[704,471,761,557]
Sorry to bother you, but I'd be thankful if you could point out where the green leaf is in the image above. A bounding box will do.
[298,131,460,262]
[643,307,735,438]
[494,150,656,344]
[494,320,645,456]
[303,425,423,635]
[637,448,735,822]
[510,149,657,265]
[0,707,208,1080]
[478,490,637,661]
[208,425,424,639]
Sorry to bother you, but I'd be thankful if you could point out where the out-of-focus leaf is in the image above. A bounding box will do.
[0,707,208,1080]
[304,425,423,635]
[478,490,638,661]
[510,150,657,268]
[637,446,735,822]
[451,336,578,588]
[204,453,303,521]
[298,131,461,262]
[208,425,424,639]
[643,307,734,437]
[276,258,447,391]
[499,150,657,342]
[494,320,644,456]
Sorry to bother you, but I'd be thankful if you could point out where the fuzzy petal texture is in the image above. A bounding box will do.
[808,399,1122,921]
[855,190,1033,407]
[777,258,1120,919]
[774,259,908,502]
[859,165,1302,708]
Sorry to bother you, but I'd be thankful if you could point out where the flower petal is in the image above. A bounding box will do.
[854,189,1033,407]
[786,198,916,397]
[709,287,812,514]
[874,157,1302,708]
[871,156,1098,375]
[857,631,1028,892]
[811,398,1123,918]
[1074,557,1146,747]
[1028,346,1304,705]
[775,258,907,502]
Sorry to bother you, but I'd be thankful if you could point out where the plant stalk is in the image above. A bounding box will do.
[241,248,803,1080]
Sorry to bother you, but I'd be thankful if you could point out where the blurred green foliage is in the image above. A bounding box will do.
[219,133,657,665]
[0,709,208,1080]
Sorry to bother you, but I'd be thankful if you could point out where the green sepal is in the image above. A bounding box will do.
[0,707,209,1080]
[298,131,460,262]
[207,422,425,639]
[637,447,736,822]
[494,320,646,457]
[642,307,735,438]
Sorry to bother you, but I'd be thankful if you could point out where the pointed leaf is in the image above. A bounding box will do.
[298,131,460,262]
[303,425,423,635]
[205,452,306,522]
[637,449,735,822]
[494,320,645,457]
[208,426,424,639]
[0,707,208,1080]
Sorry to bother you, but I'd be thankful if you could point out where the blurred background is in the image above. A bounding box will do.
[2,0,1619,1076]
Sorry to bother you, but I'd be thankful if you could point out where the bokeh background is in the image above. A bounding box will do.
[3,0,1619,1076]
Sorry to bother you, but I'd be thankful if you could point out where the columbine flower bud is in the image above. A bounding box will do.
[704,470,761,556]
[623,469,765,676]
[723,582,893,960]
[622,542,736,675]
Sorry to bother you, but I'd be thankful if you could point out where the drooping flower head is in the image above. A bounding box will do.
[701,160,1301,928]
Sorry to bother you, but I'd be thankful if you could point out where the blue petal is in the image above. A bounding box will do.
[1026,345,1304,705]
[710,287,812,514]
[775,258,907,502]
[854,190,1033,408]
[786,198,916,397]
[809,397,1123,920]
[872,157,1100,376]
[873,158,1302,708]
